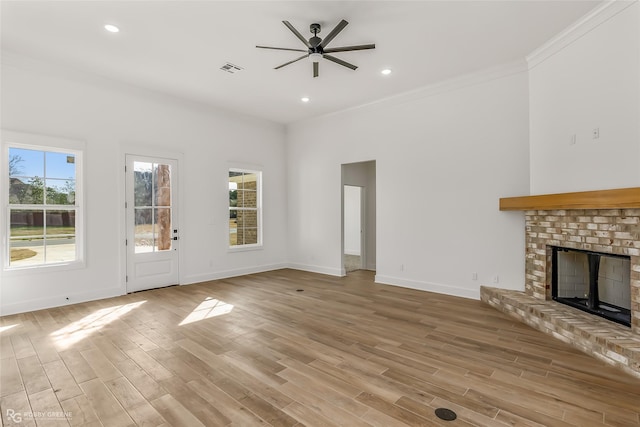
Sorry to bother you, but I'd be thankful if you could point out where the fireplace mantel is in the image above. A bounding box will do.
[499,187,640,211]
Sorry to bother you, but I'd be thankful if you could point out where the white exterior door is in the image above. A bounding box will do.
[125,155,179,292]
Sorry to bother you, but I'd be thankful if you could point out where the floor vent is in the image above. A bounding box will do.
[220,62,244,74]
[435,408,457,421]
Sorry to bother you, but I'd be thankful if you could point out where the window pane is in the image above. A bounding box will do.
[10,210,44,238]
[10,239,43,267]
[45,152,76,180]
[9,177,44,204]
[134,208,154,253]
[43,210,76,263]
[155,208,172,251]
[10,210,44,266]
[7,141,83,269]
[134,162,153,207]
[236,190,245,208]
[236,210,257,246]
[243,190,257,208]
[46,179,76,205]
[243,228,258,245]
[229,189,238,208]
[154,164,171,207]
[9,148,43,178]
[238,172,257,190]
[45,210,75,236]
[229,210,238,246]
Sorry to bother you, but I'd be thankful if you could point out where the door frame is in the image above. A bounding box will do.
[118,144,185,294]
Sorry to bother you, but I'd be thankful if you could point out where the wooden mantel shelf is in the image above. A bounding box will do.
[499,187,640,211]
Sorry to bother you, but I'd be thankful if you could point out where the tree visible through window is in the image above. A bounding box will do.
[228,170,261,247]
[7,146,81,267]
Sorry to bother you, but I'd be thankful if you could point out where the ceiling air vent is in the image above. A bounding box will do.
[220,62,244,74]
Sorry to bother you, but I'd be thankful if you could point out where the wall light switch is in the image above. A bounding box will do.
[569,134,576,145]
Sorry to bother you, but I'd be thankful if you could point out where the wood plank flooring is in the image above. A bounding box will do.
[1,269,639,426]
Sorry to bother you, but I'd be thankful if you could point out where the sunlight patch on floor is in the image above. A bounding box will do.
[179,297,234,326]
[51,301,146,349]
[0,324,18,334]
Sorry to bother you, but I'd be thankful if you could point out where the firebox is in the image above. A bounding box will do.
[551,246,631,327]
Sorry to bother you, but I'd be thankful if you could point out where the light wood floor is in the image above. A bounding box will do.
[1,269,639,427]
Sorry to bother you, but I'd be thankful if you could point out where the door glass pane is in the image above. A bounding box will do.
[154,164,171,207]
[155,208,172,251]
[135,208,154,253]
[134,162,153,207]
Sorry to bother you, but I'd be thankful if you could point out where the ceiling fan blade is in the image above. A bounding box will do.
[274,54,308,70]
[319,19,348,48]
[323,44,375,53]
[256,45,307,53]
[323,54,357,70]
[283,21,312,48]
[313,62,319,78]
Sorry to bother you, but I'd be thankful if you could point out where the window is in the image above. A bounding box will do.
[228,169,261,248]
[4,135,83,269]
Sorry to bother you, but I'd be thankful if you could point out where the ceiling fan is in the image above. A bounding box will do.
[256,20,375,78]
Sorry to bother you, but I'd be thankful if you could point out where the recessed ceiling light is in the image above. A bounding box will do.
[381,69,392,75]
[104,24,120,33]
[301,97,310,103]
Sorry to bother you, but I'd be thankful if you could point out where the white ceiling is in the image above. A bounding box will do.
[1,1,601,124]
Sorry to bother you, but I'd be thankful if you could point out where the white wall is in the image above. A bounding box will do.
[0,53,288,315]
[529,2,640,194]
[343,185,361,256]
[287,65,530,299]
[343,160,376,270]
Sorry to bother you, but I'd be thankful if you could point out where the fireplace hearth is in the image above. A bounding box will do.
[551,246,631,326]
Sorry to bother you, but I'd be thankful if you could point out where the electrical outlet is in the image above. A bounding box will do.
[400,264,404,272]
[472,272,478,280]
[492,275,499,284]
[592,128,600,139]
[569,134,576,145]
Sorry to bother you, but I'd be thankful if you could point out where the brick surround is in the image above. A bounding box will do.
[525,209,640,332]
[482,207,640,378]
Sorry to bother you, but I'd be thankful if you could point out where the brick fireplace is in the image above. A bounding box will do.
[481,188,640,378]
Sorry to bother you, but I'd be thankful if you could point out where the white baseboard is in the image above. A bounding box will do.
[182,262,288,285]
[374,274,480,300]
[286,263,344,277]
[0,286,124,317]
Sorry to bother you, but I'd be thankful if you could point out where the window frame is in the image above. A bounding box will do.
[2,130,85,272]
[228,167,262,251]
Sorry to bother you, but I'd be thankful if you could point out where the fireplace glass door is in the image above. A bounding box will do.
[551,246,631,326]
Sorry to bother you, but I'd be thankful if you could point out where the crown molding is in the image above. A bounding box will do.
[527,0,637,70]
[292,59,528,127]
